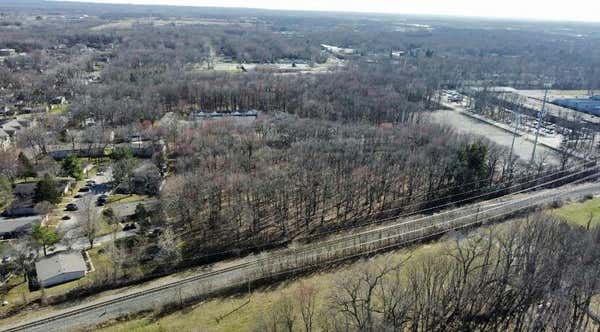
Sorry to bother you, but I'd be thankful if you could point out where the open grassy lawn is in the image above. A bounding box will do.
[49,104,68,114]
[552,197,600,228]
[106,194,146,205]
[0,196,13,215]
[88,246,113,273]
[97,219,122,237]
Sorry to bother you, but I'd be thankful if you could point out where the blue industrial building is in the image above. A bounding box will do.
[553,95,600,116]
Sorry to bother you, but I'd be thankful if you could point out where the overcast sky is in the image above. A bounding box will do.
[61,0,600,22]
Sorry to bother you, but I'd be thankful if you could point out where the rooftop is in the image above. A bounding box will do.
[0,216,41,236]
[35,251,87,282]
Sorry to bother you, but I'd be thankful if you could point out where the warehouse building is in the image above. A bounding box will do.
[553,96,600,116]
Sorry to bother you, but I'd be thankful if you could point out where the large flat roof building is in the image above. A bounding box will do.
[553,96,600,116]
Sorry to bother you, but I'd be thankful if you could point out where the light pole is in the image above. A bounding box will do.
[531,83,552,164]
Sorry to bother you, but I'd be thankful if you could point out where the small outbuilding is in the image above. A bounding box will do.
[35,251,87,288]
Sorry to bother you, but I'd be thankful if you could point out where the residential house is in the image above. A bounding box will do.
[3,179,74,217]
[35,251,87,288]
[0,216,42,240]
[0,118,35,138]
[0,119,24,137]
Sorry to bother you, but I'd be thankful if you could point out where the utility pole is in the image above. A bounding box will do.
[531,83,551,164]
[508,111,521,179]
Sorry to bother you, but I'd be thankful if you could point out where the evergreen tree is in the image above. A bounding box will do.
[34,174,61,204]
[134,203,148,224]
[61,154,83,180]
[17,152,36,179]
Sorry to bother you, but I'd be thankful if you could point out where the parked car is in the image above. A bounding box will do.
[86,180,96,187]
[61,215,71,220]
[65,203,78,211]
[123,223,137,231]
[74,194,83,199]
[147,227,163,238]
[97,195,108,206]
[79,187,90,193]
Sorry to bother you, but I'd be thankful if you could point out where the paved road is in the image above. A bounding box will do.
[49,167,143,253]
[1,168,598,332]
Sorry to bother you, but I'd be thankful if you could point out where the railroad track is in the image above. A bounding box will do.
[2,166,599,332]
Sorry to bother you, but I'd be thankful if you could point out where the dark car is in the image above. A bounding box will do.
[65,203,78,211]
[78,187,90,193]
[61,215,71,220]
[123,223,137,231]
[147,228,163,238]
[74,194,83,199]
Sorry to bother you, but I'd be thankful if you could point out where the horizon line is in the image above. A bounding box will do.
[46,0,600,24]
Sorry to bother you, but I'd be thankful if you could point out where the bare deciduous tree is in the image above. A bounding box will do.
[80,196,102,249]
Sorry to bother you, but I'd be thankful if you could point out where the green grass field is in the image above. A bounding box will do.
[106,194,146,205]
[552,197,600,228]
[49,104,68,114]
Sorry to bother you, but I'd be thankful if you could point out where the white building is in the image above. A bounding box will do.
[35,251,87,288]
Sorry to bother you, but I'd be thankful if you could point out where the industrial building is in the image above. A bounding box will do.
[552,96,600,116]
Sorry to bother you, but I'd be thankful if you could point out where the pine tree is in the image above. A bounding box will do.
[61,154,83,180]
[34,174,61,204]
[17,152,36,179]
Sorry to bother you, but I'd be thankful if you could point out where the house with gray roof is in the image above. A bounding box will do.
[35,251,87,288]
[0,215,41,240]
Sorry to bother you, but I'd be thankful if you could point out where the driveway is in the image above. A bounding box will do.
[49,229,138,253]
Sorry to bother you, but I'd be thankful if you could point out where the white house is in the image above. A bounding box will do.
[35,251,87,288]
